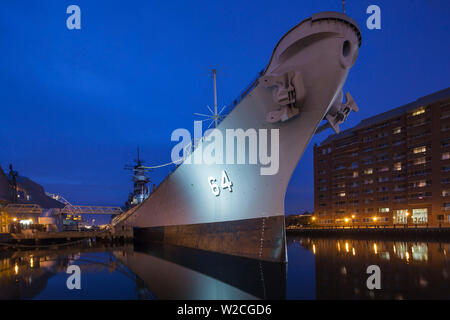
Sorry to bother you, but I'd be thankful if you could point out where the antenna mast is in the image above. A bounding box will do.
[194,67,227,129]
[212,69,218,128]
[343,0,345,13]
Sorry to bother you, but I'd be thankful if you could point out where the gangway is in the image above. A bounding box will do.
[4,204,43,215]
[61,205,123,215]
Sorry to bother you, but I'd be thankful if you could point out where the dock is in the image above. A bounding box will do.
[0,229,133,247]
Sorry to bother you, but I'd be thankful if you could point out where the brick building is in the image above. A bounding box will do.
[314,88,450,227]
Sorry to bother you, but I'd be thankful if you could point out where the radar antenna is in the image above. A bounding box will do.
[194,68,228,129]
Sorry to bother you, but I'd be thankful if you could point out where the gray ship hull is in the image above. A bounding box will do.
[114,12,361,262]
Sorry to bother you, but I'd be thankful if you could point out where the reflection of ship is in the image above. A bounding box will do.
[114,12,362,262]
[114,243,286,299]
[124,148,152,209]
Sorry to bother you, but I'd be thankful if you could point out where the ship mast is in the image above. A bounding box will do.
[124,147,151,207]
[212,69,218,128]
[193,68,227,129]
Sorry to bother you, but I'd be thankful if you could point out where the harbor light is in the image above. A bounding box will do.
[344,218,349,223]
[373,217,378,222]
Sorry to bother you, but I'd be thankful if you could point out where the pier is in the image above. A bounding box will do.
[0,229,133,248]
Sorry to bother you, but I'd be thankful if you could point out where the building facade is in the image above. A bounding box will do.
[314,88,450,227]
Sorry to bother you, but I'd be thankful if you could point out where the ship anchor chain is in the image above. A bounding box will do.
[261,71,306,123]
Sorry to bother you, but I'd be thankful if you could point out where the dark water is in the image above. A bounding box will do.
[1,235,449,299]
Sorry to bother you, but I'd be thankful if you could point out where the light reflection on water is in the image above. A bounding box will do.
[1,236,449,299]
[290,235,450,299]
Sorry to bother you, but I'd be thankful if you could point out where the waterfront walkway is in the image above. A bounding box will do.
[287,225,450,239]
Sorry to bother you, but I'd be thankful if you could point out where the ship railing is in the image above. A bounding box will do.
[225,69,265,113]
[180,69,265,164]
[111,204,142,226]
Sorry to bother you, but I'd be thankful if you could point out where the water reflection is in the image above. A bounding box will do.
[0,243,153,299]
[116,243,286,299]
[290,236,450,299]
[0,242,286,300]
[2,237,449,299]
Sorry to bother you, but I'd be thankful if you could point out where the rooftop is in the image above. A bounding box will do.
[320,87,450,146]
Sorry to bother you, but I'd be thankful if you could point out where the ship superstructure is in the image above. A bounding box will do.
[113,11,362,262]
[124,148,151,208]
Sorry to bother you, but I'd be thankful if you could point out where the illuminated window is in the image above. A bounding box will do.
[394,210,408,224]
[443,152,450,160]
[412,107,425,116]
[413,146,426,154]
[338,192,346,197]
[412,208,428,224]
[364,168,373,175]
[393,127,402,134]
[394,162,402,171]
[379,207,390,213]
[414,180,426,188]
[352,171,358,178]
[414,157,426,165]
[442,190,450,197]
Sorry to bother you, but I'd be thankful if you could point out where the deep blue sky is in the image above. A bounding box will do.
[1,0,449,214]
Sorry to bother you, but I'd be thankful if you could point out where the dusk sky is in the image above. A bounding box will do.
[1,0,449,214]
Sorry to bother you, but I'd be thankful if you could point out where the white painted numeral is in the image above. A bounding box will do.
[208,177,220,196]
[208,170,233,196]
[221,170,233,192]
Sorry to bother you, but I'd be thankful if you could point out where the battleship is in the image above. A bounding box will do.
[113,11,362,262]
